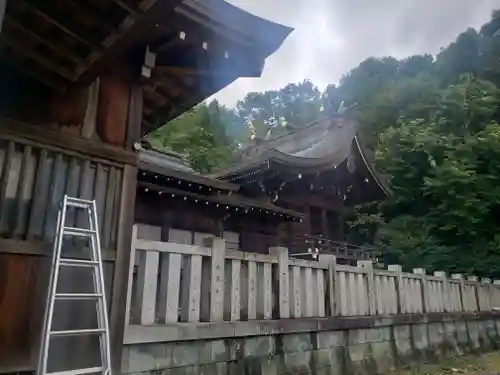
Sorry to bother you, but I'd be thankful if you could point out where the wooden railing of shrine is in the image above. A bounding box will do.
[289,235,377,262]
[124,224,500,344]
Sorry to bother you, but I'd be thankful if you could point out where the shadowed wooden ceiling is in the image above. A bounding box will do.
[0,0,292,132]
[1,0,182,88]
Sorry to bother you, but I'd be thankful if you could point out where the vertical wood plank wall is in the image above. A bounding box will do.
[0,137,123,246]
[0,133,133,373]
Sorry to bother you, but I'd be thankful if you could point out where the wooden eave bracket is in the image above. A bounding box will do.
[141,45,156,78]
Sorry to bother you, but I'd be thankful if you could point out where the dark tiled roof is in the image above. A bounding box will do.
[212,116,390,197]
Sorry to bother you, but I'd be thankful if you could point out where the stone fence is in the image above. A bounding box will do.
[120,225,500,375]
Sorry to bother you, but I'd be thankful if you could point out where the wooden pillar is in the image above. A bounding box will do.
[125,82,143,150]
[109,165,137,373]
[0,0,5,33]
[106,74,142,374]
[96,68,131,147]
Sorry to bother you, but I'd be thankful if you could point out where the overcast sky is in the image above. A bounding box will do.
[212,0,499,107]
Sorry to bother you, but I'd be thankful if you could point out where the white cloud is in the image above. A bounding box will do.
[213,0,499,107]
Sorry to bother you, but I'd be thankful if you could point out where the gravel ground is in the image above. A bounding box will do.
[389,353,500,375]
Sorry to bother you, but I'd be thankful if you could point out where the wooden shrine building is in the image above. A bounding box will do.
[0,1,292,373]
[135,116,388,265]
[214,117,389,261]
[135,140,304,250]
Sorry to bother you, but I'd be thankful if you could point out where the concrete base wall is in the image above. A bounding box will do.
[122,314,500,375]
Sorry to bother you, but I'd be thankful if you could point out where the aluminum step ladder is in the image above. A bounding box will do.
[37,195,112,375]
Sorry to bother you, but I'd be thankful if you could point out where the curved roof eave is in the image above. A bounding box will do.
[354,135,391,197]
[213,117,355,177]
[215,144,354,179]
[214,117,390,199]
[142,0,294,130]
[178,0,294,58]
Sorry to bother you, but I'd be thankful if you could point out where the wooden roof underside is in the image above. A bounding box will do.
[1,0,293,132]
[1,0,181,88]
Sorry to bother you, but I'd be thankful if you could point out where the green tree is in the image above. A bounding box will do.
[149,102,236,173]
[235,80,322,140]
[349,73,500,276]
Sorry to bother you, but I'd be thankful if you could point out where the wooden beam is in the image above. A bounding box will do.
[175,4,251,49]
[1,34,76,80]
[151,19,193,53]
[4,17,84,65]
[0,119,137,166]
[142,103,154,115]
[154,33,185,53]
[0,53,65,90]
[75,0,184,86]
[142,118,154,134]
[0,0,5,33]
[111,0,139,17]
[153,73,189,101]
[155,65,238,77]
[65,0,115,34]
[279,193,343,212]
[155,87,177,109]
[143,81,177,108]
[0,238,116,261]
[17,0,98,49]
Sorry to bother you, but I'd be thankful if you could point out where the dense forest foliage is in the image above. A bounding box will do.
[150,10,500,276]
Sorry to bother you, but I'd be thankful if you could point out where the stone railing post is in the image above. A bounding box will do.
[388,265,404,314]
[467,276,480,312]
[481,278,491,311]
[270,246,289,318]
[451,274,465,312]
[493,280,500,310]
[434,271,447,312]
[320,254,338,316]
[413,268,427,313]
[210,238,226,321]
[358,260,376,315]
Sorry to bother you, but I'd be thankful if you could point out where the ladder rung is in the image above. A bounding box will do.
[65,202,92,209]
[60,259,99,267]
[55,293,103,300]
[63,227,97,237]
[46,366,104,375]
[50,328,106,337]
[66,197,94,204]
